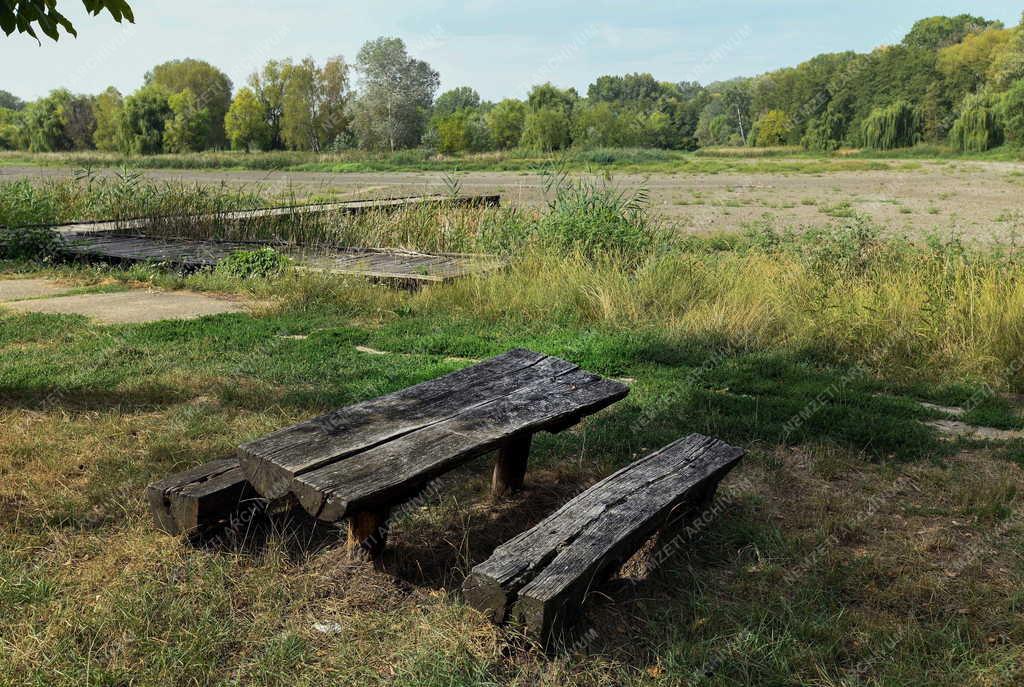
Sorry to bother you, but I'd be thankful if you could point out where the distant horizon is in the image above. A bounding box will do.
[0,1,1021,102]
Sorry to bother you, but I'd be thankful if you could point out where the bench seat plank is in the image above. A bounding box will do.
[463,434,744,645]
[293,371,629,521]
[239,349,572,498]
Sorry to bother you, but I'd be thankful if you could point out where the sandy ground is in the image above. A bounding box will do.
[0,278,251,323]
[4,160,1024,241]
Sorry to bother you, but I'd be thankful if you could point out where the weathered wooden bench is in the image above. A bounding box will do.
[147,458,258,535]
[462,434,745,646]
[148,349,629,556]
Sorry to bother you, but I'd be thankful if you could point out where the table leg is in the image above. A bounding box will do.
[492,434,532,499]
[346,508,390,562]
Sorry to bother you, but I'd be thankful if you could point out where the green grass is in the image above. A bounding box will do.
[0,148,920,176]
[2,260,1023,685]
[2,175,1024,685]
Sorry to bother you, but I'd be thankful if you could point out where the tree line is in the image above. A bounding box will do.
[2,13,1024,156]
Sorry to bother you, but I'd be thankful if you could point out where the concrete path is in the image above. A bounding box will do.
[0,278,78,301]
[0,278,250,324]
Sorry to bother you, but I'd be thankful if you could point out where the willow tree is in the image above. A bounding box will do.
[860,101,920,150]
[950,94,1003,152]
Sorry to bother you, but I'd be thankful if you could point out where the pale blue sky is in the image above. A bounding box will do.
[1,1,1022,101]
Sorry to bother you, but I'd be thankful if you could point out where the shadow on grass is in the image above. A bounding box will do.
[0,382,190,412]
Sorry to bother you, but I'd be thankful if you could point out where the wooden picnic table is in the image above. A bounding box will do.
[150,349,629,560]
[238,348,628,558]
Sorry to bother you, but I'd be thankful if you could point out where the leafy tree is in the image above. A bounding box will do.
[21,89,72,151]
[351,37,439,151]
[949,93,1002,152]
[860,100,919,149]
[145,59,232,148]
[91,87,122,150]
[0,0,133,41]
[225,87,271,151]
[987,23,1024,90]
[802,110,847,151]
[587,73,664,107]
[92,86,123,151]
[998,79,1024,145]
[434,108,492,154]
[521,107,571,151]
[571,101,640,148]
[485,98,526,149]
[0,108,21,149]
[752,110,793,146]
[937,28,1013,99]
[163,89,210,153]
[434,87,480,119]
[62,93,95,149]
[720,82,753,145]
[903,14,1000,50]
[120,84,171,154]
[281,57,352,151]
[0,90,24,110]
[527,83,577,115]
[248,60,288,149]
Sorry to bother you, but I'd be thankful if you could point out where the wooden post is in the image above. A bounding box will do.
[492,434,532,499]
[346,508,390,562]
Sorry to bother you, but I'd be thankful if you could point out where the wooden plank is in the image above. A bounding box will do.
[63,234,498,282]
[146,458,256,535]
[238,349,570,499]
[462,434,744,644]
[50,195,502,236]
[292,371,629,521]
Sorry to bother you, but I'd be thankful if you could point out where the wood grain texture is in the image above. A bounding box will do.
[292,371,628,521]
[238,348,564,498]
[492,434,533,498]
[146,458,256,535]
[63,235,502,282]
[462,434,744,644]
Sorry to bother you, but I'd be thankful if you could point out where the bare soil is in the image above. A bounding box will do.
[5,159,1024,241]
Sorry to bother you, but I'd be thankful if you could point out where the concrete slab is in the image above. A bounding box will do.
[1,290,250,324]
[0,278,78,302]
[926,419,1024,442]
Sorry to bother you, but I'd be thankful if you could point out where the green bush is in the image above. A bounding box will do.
[532,172,661,262]
[216,247,289,279]
[0,226,65,261]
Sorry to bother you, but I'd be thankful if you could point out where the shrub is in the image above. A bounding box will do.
[532,171,661,262]
[860,101,920,150]
[0,226,65,261]
[215,247,289,279]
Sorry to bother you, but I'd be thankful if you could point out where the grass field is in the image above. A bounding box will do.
[0,147,933,175]
[2,169,1024,685]
[1,145,1021,176]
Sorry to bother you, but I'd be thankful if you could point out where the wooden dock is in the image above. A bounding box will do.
[62,233,503,285]
[52,194,501,236]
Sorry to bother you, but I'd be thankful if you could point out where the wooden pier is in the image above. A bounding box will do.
[62,234,503,285]
[52,194,501,236]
